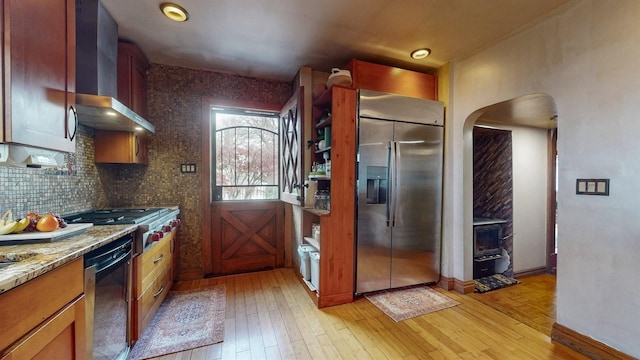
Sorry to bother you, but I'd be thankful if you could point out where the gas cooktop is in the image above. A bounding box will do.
[63,208,168,225]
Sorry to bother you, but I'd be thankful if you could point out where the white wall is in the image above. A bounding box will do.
[444,0,640,355]
[510,126,549,273]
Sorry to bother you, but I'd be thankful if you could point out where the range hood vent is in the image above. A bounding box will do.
[75,0,154,134]
[75,94,155,133]
[0,144,65,168]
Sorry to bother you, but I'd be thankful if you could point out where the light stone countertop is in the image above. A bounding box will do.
[0,224,138,294]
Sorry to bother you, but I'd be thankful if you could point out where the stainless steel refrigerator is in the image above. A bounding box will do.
[355,89,444,294]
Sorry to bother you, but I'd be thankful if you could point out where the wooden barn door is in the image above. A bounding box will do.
[211,201,284,275]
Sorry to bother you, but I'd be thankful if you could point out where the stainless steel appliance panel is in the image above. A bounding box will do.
[355,90,444,294]
[390,122,443,288]
[84,236,133,360]
[358,89,444,126]
[356,118,394,294]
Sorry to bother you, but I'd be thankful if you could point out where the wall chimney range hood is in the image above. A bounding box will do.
[75,94,155,133]
[75,0,154,134]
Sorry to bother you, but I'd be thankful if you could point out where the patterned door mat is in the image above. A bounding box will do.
[474,274,520,293]
[365,286,459,322]
[128,285,226,359]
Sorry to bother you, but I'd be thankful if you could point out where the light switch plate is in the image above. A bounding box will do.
[181,163,197,173]
[576,178,609,196]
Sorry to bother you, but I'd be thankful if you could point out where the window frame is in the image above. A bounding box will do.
[211,108,280,201]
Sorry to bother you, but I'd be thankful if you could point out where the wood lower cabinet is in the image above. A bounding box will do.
[94,130,148,164]
[1,0,77,152]
[0,259,86,359]
[131,229,175,341]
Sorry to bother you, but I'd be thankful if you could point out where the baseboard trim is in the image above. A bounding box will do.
[437,276,455,291]
[452,278,475,294]
[514,266,548,278]
[178,268,204,281]
[318,291,353,308]
[551,323,635,360]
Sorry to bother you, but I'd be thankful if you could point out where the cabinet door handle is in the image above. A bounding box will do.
[135,135,140,156]
[153,254,164,264]
[153,285,165,298]
[68,106,78,141]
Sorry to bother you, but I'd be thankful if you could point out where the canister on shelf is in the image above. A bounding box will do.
[314,189,330,211]
[312,223,320,242]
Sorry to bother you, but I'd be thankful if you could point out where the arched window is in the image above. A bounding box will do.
[211,108,279,200]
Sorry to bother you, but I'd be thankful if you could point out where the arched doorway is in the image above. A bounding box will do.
[463,93,558,279]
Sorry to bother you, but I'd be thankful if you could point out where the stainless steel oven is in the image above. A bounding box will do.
[84,235,133,360]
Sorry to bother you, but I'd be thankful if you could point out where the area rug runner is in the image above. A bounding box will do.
[474,274,520,293]
[128,285,226,359]
[365,286,459,322]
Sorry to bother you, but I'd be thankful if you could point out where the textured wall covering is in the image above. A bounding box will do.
[0,126,108,217]
[0,64,291,277]
[104,64,292,275]
[473,127,514,276]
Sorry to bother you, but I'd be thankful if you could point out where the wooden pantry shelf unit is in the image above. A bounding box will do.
[298,61,436,308]
[302,85,357,308]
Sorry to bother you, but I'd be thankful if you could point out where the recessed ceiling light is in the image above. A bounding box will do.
[160,2,189,22]
[410,48,431,60]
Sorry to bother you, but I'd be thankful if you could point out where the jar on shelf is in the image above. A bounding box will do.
[312,223,320,242]
[314,189,330,211]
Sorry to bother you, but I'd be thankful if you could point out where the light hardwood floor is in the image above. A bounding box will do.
[150,269,584,360]
[468,274,557,336]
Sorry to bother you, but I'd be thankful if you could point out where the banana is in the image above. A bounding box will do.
[0,210,16,235]
[0,210,9,226]
[11,217,30,234]
[0,222,17,235]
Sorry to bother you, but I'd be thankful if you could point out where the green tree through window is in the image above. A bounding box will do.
[212,109,279,200]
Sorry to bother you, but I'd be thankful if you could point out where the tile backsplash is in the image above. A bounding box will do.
[0,126,108,218]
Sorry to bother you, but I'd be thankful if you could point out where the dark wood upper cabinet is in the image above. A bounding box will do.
[1,0,77,153]
[117,41,150,118]
[345,59,438,100]
[94,130,148,165]
[93,42,150,165]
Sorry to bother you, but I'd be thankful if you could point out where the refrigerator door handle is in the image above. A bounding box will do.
[386,141,392,227]
[389,141,397,227]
